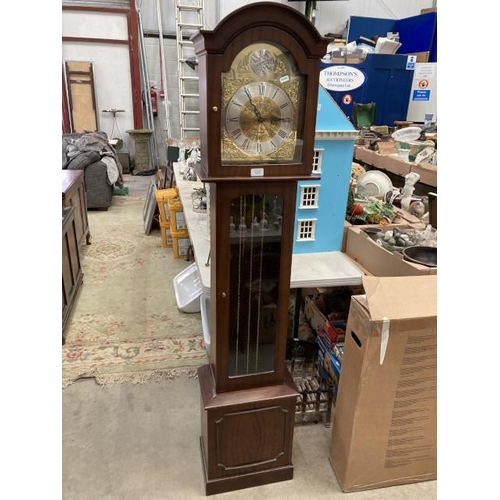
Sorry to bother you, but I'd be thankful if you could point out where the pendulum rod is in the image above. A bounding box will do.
[254,194,266,371]
[234,195,245,374]
[246,195,255,373]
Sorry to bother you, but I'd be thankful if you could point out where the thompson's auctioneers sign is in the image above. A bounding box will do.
[319,65,366,92]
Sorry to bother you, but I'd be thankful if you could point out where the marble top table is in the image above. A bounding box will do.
[173,163,364,294]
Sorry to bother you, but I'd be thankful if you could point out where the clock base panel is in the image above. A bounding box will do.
[197,364,298,495]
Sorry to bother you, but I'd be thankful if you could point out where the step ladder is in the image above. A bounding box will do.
[175,0,204,140]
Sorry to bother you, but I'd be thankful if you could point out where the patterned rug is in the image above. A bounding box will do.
[62,175,208,388]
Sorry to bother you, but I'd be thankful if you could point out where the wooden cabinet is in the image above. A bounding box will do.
[62,206,83,339]
[62,170,90,252]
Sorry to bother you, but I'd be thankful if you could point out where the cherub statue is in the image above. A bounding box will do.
[401,172,420,211]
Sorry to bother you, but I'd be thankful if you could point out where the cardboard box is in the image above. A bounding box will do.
[172,233,191,259]
[408,51,430,62]
[410,162,437,188]
[354,146,437,189]
[330,275,437,492]
[342,221,351,253]
[354,146,412,177]
[345,225,437,276]
[392,207,422,225]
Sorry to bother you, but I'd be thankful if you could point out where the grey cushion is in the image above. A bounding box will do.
[67,151,101,171]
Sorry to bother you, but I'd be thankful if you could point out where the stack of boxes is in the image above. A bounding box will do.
[167,196,191,259]
[155,188,191,259]
[302,286,361,403]
[155,188,178,249]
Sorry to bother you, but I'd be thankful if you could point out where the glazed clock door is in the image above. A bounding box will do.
[213,181,297,393]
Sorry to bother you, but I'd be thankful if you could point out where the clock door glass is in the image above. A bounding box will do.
[221,42,306,165]
[227,193,284,377]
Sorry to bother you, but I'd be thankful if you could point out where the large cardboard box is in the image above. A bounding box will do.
[330,275,437,492]
[345,225,437,276]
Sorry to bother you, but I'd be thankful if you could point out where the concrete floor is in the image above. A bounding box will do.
[62,375,437,500]
[62,173,437,499]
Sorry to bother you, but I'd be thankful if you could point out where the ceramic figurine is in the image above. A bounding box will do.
[401,172,420,212]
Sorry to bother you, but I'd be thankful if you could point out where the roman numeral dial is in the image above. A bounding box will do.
[224,81,296,159]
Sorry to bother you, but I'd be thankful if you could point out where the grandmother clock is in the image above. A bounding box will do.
[191,3,329,495]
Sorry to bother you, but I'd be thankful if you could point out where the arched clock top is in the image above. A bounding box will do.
[191,2,330,63]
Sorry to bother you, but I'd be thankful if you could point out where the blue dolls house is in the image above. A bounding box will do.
[293,85,358,254]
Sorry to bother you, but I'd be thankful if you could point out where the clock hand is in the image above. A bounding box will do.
[269,115,291,124]
[244,87,265,122]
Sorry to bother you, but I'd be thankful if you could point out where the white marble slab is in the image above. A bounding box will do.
[173,163,364,293]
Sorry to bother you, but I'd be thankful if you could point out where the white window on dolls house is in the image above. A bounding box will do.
[299,185,320,209]
[312,149,323,174]
[296,219,317,241]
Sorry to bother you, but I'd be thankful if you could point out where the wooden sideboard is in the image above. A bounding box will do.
[62,170,90,251]
[62,206,83,339]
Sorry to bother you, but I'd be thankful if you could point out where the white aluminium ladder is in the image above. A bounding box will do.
[175,0,204,140]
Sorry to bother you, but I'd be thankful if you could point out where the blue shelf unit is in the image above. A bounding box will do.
[293,86,357,255]
[320,53,416,127]
[319,10,437,127]
[347,11,437,63]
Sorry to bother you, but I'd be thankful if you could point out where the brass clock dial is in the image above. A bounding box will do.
[225,81,295,157]
[221,42,305,165]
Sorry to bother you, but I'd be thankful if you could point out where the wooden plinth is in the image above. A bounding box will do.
[197,364,299,496]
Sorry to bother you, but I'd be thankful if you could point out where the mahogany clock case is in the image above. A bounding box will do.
[194,4,330,495]
[191,2,331,181]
